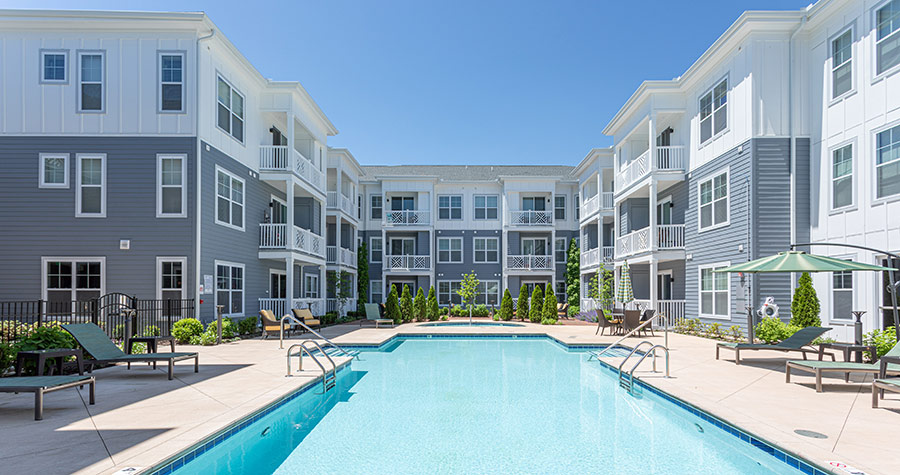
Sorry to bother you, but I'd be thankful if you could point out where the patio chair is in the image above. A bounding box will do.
[872,355,900,408]
[0,375,95,420]
[787,342,900,393]
[292,308,321,332]
[622,310,642,335]
[62,323,198,380]
[260,309,291,339]
[362,303,394,328]
[716,326,832,365]
[639,309,656,337]
[557,303,569,319]
[595,309,615,336]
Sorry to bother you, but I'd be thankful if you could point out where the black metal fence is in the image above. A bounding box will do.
[0,297,196,344]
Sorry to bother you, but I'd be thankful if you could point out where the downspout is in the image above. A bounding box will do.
[788,10,808,298]
[195,27,216,318]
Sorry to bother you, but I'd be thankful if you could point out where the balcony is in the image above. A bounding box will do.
[384,255,431,271]
[326,246,357,268]
[258,223,325,260]
[615,146,685,193]
[327,191,355,218]
[615,224,685,258]
[580,192,614,220]
[259,145,325,194]
[506,255,553,271]
[383,210,430,227]
[507,210,553,227]
[581,246,615,269]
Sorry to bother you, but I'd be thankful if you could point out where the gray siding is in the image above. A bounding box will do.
[434,230,503,283]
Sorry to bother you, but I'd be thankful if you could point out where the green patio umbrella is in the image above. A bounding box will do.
[616,261,634,307]
[715,251,896,274]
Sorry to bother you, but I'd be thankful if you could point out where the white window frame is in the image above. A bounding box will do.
[77,50,105,113]
[268,268,287,299]
[698,76,728,146]
[475,280,501,306]
[829,140,855,211]
[437,237,463,263]
[554,195,566,221]
[875,0,900,79]
[473,237,499,263]
[389,237,416,256]
[521,237,549,256]
[215,260,245,317]
[40,49,68,84]
[698,261,731,320]
[214,166,245,231]
[697,167,729,232]
[829,26,855,102]
[874,121,900,202]
[75,153,106,217]
[158,51,186,113]
[41,256,106,302]
[157,154,187,218]
[437,194,463,220]
[574,193,580,221]
[370,280,383,303]
[555,280,567,302]
[555,237,567,263]
[156,256,186,301]
[830,255,856,323]
[473,194,499,220]
[370,237,383,263]
[370,194,383,220]
[39,153,69,189]
[304,274,320,299]
[437,280,462,306]
[215,74,245,143]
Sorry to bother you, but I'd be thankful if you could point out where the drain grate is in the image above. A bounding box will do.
[793,429,827,439]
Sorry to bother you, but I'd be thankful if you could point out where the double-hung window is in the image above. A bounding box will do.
[78,51,104,112]
[370,237,383,262]
[216,75,244,142]
[41,50,67,83]
[474,237,499,263]
[158,154,186,217]
[76,154,105,217]
[44,258,104,305]
[216,168,244,230]
[833,266,853,321]
[554,195,566,220]
[475,281,500,306]
[438,195,462,220]
[474,194,498,220]
[158,258,185,302]
[699,78,727,143]
[699,263,729,318]
[438,281,462,306]
[831,29,853,99]
[876,125,900,199]
[39,153,68,188]
[371,280,383,303]
[370,195,383,220]
[216,262,244,316]
[574,194,580,220]
[437,237,462,263]
[699,171,728,230]
[304,274,319,299]
[556,281,567,303]
[876,0,900,75]
[832,144,853,209]
[358,194,362,219]
[160,52,184,112]
[555,238,567,263]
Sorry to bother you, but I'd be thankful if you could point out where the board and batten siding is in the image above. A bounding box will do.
[0,136,196,300]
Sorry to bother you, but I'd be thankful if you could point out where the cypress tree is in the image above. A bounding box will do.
[414,287,426,322]
[543,291,558,323]
[400,285,413,323]
[500,288,514,321]
[790,272,821,327]
[529,285,544,323]
[386,285,401,324]
[565,238,580,312]
[517,284,529,321]
[426,286,439,321]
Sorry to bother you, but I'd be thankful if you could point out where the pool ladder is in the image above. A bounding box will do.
[616,340,670,395]
[286,340,337,393]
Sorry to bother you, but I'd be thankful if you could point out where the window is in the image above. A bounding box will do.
[304,274,319,299]
[699,78,727,143]
[370,237,383,262]
[78,51,104,112]
[555,238,567,263]
[390,196,415,211]
[522,196,546,211]
[370,195,383,220]
[158,257,185,301]
[832,144,853,209]
[474,194,498,220]
[699,171,728,230]
[160,52,184,112]
[522,238,547,255]
[215,168,244,230]
[876,125,900,199]
[390,238,415,255]
[371,280,383,303]
[876,0,900,75]
[438,195,462,220]
[438,281,462,306]
[40,50,67,83]
[475,281,500,306]
[437,237,463,263]
[831,29,853,99]
[158,154,186,217]
[556,281,567,302]
[216,75,244,142]
[833,267,853,321]
[575,194,580,220]
[216,262,244,316]
[358,194,362,220]
[43,258,104,304]
[39,153,68,188]
[554,195,566,220]
[76,154,105,217]
[474,237,499,263]
[700,264,729,318]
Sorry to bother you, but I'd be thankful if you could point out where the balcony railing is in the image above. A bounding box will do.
[615,145,686,192]
[259,223,325,259]
[327,298,358,314]
[259,145,325,194]
[615,224,685,258]
[507,210,553,226]
[601,192,614,210]
[581,248,599,268]
[506,255,552,271]
[327,191,355,217]
[327,246,357,268]
[383,210,430,226]
[602,246,615,264]
[580,192,614,221]
[633,299,686,322]
[384,255,431,271]
[258,297,325,317]
[657,224,685,250]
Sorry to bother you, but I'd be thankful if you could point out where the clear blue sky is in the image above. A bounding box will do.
[11,0,812,166]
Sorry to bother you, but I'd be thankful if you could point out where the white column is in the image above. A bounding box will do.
[285,256,294,316]
[648,112,657,172]
[649,258,658,314]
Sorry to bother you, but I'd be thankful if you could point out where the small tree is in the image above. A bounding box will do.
[543,291,558,323]
[517,284,529,321]
[790,272,822,327]
[426,286,439,321]
[599,269,614,310]
[385,285,401,324]
[529,285,544,323]
[357,242,369,307]
[328,271,353,316]
[400,285,413,323]
[499,288,514,321]
[457,271,480,321]
[414,287,426,322]
[566,238,580,310]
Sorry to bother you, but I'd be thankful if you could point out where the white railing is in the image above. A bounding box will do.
[260,297,329,317]
[384,255,431,271]
[259,146,325,194]
[616,227,652,257]
[507,210,553,226]
[615,150,649,191]
[260,223,325,259]
[615,146,686,192]
[506,255,553,270]
[581,194,600,219]
[601,192,614,210]
[293,149,324,194]
[656,145,685,171]
[581,298,603,312]
[259,223,287,249]
[581,248,600,268]
[627,299,687,322]
[259,297,288,317]
[602,246,615,264]
[326,298,357,315]
[342,248,357,268]
[326,191,339,209]
[326,245,338,264]
[657,224,685,249]
[326,191,355,217]
[292,298,324,316]
[259,145,290,170]
[383,210,430,226]
[294,225,325,258]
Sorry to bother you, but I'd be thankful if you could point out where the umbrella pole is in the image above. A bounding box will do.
[746,306,755,343]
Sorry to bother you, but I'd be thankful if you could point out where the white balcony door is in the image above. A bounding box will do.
[657,198,672,225]
[390,238,415,256]
[522,197,545,211]
[391,196,415,211]
[270,270,287,299]
[271,197,287,224]
[657,270,673,300]
[522,238,547,256]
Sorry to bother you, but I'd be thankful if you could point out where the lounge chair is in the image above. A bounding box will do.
[0,375,95,420]
[716,326,832,365]
[362,303,393,328]
[557,303,569,319]
[787,342,900,393]
[292,308,321,332]
[639,309,656,337]
[595,309,615,336]
[260,309,292,339]
[872,378,900,408]
[62,323,198,380]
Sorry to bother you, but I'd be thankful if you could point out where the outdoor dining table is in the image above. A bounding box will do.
[609,310,625,335]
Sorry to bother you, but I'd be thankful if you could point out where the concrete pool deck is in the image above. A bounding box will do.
[0,320,897,474]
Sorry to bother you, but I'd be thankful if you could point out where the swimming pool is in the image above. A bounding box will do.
[155,337,824,474]
[417,321,524,327]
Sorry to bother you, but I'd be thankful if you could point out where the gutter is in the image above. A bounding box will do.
[195,27,215,316]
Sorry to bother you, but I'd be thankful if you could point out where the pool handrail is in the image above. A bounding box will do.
[279,313,356,359]
[589,312,665,360]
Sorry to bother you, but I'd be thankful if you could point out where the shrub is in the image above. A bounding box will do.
[414,287,426,322]
[543,291,557,322]
[199,330,218,346]
[790,272,821,328]
[568,305,580,317]
[473,304,489,318]
[0,342,16,374]
[439,306,449,316]
[705,322,724,340]
[400,285,413,323]
[450,305,467,317]
[172,318,204,344]
[385,285,401,324]
[141,325,161,337]
[754,317,800,344]
[237,315,258,335]
[205,318,236,340]
[685,318,702,335]
[499,289,514,321]
[426,286,439,321]
[540,317,558,325]
[565,238,580,310]
[188,335,202,345]
[517,285,529,321]
[112,323,126,340]
[9,325,78,373]
[529,286,544,323]
[322,312,339,325]
[440,314,449,321]
[728,325,744,342]
[864,327,897,358]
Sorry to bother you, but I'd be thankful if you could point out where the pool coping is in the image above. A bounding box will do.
[142,334,833,475]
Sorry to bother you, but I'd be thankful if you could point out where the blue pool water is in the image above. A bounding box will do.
[169,338,808,474]
[417,321,524,327]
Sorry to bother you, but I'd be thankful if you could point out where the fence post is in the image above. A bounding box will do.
[37,300,44,328]
[216,305,224,345]
[91,299,99,326]
[166,299,174,336]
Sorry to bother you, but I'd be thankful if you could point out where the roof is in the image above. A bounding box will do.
[359,165,577,181]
